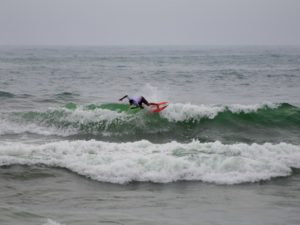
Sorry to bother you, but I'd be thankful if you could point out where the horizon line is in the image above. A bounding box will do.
[1,43,300,47]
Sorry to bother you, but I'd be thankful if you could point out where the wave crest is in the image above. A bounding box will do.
[160,102,280,121]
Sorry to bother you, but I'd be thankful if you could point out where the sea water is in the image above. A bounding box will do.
[0,46,300,225]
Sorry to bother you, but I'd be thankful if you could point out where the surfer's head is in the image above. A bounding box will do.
[129,99,134,105]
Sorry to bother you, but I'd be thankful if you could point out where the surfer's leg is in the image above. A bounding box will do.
[149,102,159,109]
[141,97,159,108]
[140,96,150,106]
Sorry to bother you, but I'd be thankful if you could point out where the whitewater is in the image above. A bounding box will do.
[1,139,300,184]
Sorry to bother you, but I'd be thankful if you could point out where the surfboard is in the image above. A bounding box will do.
[150,102,168,113]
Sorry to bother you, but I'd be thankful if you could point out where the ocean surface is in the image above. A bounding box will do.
[0,46,300,225]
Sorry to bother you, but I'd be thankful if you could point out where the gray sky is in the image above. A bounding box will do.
[1,0,300,45]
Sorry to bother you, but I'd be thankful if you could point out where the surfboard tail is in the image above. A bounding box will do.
[150,102,169,113]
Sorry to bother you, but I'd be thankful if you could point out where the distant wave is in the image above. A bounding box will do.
[1,139,300,184]
[54,92,80,100]
[0,91,33,99]
[0,91,15,98]
[0,102,299,143]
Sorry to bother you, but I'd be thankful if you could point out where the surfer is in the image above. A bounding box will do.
[119,95,159,109]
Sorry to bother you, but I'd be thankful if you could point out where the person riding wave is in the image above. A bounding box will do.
[119,95,159,109]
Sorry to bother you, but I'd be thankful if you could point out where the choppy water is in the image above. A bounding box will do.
[0,46,300,225]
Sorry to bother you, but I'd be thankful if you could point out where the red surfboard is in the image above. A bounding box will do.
[150,102,168,113]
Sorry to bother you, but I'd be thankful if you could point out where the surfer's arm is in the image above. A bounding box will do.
[119,95,128,101]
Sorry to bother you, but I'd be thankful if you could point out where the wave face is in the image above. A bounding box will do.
[1,102,299,144]
[1,139,300,184]
[1,102,300,143]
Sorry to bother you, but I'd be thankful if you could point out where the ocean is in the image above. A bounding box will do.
[0,46,300,225]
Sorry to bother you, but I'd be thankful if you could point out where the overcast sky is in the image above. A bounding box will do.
[1,0,300,45]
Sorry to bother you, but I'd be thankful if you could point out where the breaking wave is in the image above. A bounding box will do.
[1,139,300,184]
[0,102,299,143]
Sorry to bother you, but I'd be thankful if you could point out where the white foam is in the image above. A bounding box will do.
[1,139,299,184]
[161,103,224,121]
[64,106,129,124]
[43,219,65,225]
[0,106,130,136]
[0,117,76,137]
[227,102,279,113]
[161,102,280,122]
